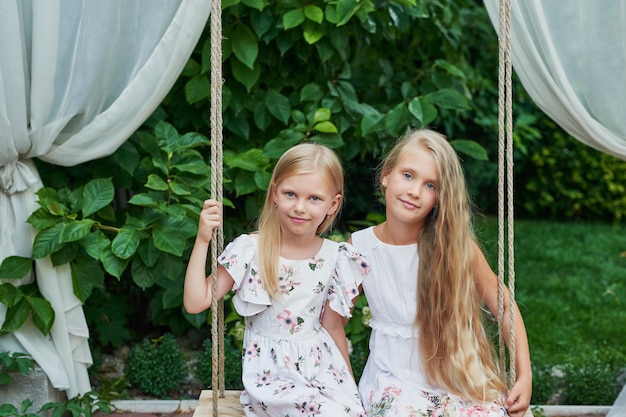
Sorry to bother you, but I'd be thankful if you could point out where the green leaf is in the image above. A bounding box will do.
[226,148,268,171]
[420,97,438,126]
[177,132,211,150]
[450,139,489,161]
[131,258,158,289]
[231,59,261,93]
[185,74,211,104]
[335,0,361,26]
[128,193,161,208]
[112,141,140,176]
[0,298,29,333]
[152,218,188,257]
[71,257,104,302]
[408,97,423,124]
[81,229,110,260]
[425,88,471,110]
[32,223,64,259]
[313,121,338,134]
[155,120,180,153]
[242,0,265,12]
[304,4,324,23]
[384,102,413,137]
[232,24,258,70]
[28,296,55,336]
[313,108,331,123]
[303,26,323,45]
[100,247,130,280]
[137,239,160,267]
[283,8,305,30]
[59,220,95,243]
[27,209,62,231]
[162,287,183,310]
[170,180,191,196]
[254,170,272,191]
[82,178,115,217]
[300,83,323,102]
[146,174,169,191]
[265,90,291,125]
[111,228,140,259]
[0,283,23,308]
[361,113,384,136]
[311,134,344,149]
[50,242,79,266]
[234,170,259,196]
[226,112,251,139]
[0,256,32,280]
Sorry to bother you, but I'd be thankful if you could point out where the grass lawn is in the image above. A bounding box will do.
[475,217,626,404]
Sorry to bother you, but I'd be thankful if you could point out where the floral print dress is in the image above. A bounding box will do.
[352,227,507,417]
[218,234,369,417]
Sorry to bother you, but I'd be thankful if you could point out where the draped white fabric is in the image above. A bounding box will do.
[0,0,210,397]
[483,0,626,161]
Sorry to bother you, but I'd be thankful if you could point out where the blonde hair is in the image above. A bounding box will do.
[257,143,344,297]
[380,129,506,403]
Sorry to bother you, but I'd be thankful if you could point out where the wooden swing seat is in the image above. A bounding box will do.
[193,390,244,417]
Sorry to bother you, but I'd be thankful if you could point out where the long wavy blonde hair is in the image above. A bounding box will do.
[379,129,506,403]
[257,143,344,297]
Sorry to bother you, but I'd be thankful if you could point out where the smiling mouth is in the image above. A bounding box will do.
[289,216,308,223]
[399,198,418,209]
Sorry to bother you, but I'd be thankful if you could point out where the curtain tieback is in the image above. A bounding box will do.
[0,159,38,194]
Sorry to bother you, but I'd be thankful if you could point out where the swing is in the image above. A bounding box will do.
[192,0,525,415]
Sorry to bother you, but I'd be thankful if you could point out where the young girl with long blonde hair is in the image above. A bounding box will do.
[351,129,532,417]
[184,143,368,417]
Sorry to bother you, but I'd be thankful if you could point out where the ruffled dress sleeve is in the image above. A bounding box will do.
[217,234,272,317]
[326,241,370,318]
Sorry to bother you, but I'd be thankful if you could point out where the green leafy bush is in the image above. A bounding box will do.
[127,333,187,397]
[0,352,34,386]
[196,337,243,390]
[561,352,623,405]
[0,392,111,417]
[529,363,558,405]
[515,120,626,222]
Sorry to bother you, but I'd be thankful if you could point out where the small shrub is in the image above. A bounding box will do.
[127,333,186,397]
[41,391,112,417]
[196,336,243,390]
[0,352,35,385]
[562,353,622,405]
[0,399,39,417]
[530,363,558,405]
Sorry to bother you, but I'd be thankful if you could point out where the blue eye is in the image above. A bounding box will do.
[286,191,295,197]
[426,183,436,190]
[403,172,413,180]
[311,196,321,201]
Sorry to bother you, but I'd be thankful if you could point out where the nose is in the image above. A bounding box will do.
[294,198,306,212]
[407,183,420,198]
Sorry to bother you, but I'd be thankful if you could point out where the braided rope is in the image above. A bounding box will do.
[209,0,224,414]
[496,0,516,387]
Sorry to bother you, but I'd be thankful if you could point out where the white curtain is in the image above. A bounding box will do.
[483,0,626,161]
[0,0,210,397]
[483,1,626,414]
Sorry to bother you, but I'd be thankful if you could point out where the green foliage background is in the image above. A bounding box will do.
[1,0,625,404]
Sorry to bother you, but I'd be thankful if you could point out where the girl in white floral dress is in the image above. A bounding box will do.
[184,143,368,417]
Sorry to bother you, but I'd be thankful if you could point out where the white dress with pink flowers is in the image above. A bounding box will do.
[352,226,507,417]
[217,234,368,417]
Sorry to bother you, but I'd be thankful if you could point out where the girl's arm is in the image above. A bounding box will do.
[471,241,532,417]
[320,301,354,377]
[184,199,234,314]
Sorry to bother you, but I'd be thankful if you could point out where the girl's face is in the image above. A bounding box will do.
[272,172,341,241]
[381,144,439,229]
